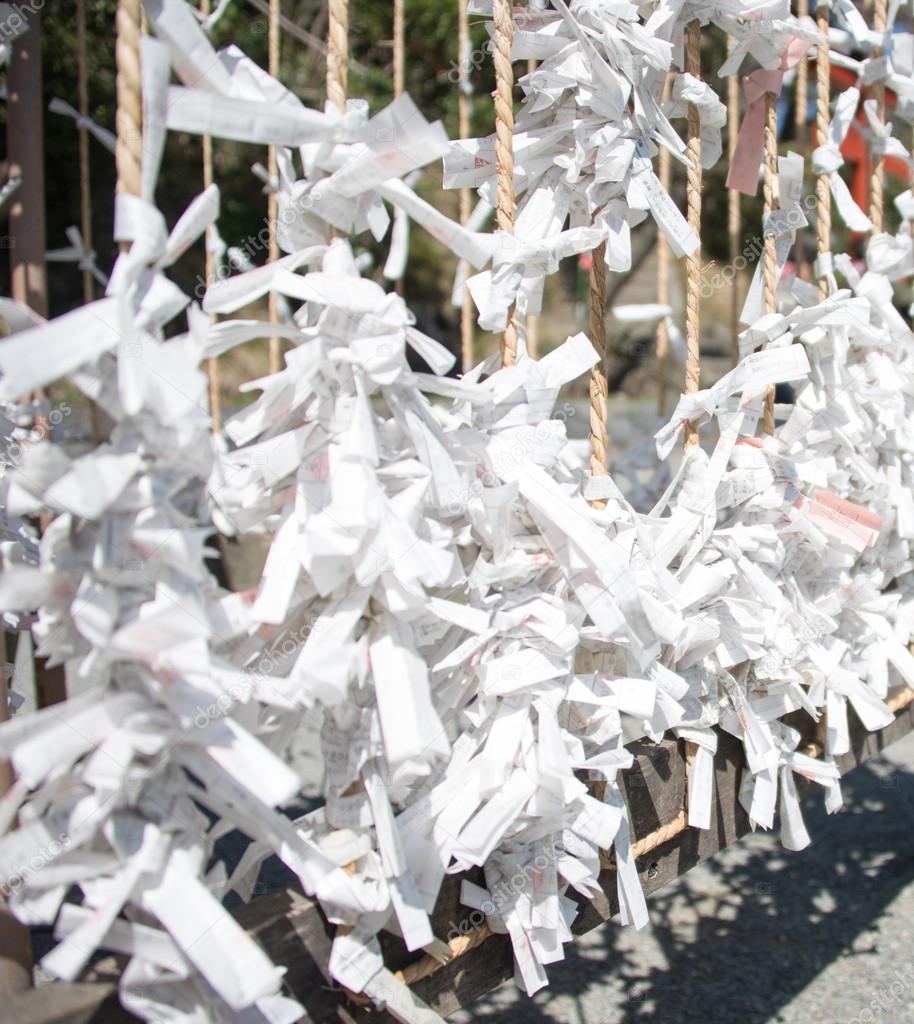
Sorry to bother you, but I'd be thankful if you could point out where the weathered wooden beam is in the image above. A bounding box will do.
[6,982,120,1024]
[9,696,914,1024]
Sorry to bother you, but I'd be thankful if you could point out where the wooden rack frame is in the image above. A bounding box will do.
[12,692,914,1024]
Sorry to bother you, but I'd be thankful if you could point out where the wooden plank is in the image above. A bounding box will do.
[6,982,119,1024]
[11,698,914,1024]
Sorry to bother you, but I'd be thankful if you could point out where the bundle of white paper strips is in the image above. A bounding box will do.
[0,0,912,1021]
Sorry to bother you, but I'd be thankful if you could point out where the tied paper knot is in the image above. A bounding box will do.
[48,97,117,154]
[46,226,109,286]
[469,225,607,332]
[726,35,813,196]
[811,87,873,232]
[861,98,914,167]
[0,176,20,214]
[316,97,371,146]
[740,152,807,323]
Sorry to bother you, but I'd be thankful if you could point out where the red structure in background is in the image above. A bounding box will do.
[828,63,911,229]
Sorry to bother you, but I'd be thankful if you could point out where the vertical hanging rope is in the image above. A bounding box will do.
[76,0,93,305]
[526,313,538,358]
[790,0,806,280]
[683,20,702,449]
[589,242,608,493]
[762,90,779,434]
[813,1,832,765]
[493,0,518,367]
[762,94,780,318]
[202,0,221,431]
[727,48,741,363]
[656,74,671,412]
[391,0,405,299]
[458,0,474,373]
[393,0,404,98]
[870,0,886,232]
[327,0,349,113]
[267,0,281,374]
[680,20,703,822]
[816,3,831,300]
[526,51,538,359]
[115,0,143,201]
[795,0,808,140]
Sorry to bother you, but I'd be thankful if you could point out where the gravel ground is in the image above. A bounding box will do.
[451,731,914,1024]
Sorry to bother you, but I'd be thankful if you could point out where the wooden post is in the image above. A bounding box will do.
[0,634,31,995]
[7,10,46,317]
[7,10,66,711]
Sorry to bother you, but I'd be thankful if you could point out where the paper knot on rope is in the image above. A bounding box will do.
[665,73,727,169]
[833,0,881,47]
[741,152,808,323]
[468,226,606,332]
[810,86,873,233]
[726,34,813,196]
[861,97,914,168]
[49,97,118,153]
[46,226,109,287]
[654,345,811,458]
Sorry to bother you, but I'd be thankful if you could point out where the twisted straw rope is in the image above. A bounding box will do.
[390,0,404,301]
[681,21,704,804]
[458,0,474,373]
[683,21,702,448]
[888,687,914,715]
[589,241,608,498]
[762,91,779,435]
[816,4,832,300]
[795,0,809,139]
[870,0,886,233]
[267,0,281,374]
[762,93,780,320]
[398,924,493,986]
[493,0,518,366]
[115,0,142,200]
[727,41,741,364]
[327,0,349,115]
[393,0,405,98]
[526,51,538,359]
[681,21,704,812]
[793,0,809,281]
[201,0,221,431]
[656,74,672,413]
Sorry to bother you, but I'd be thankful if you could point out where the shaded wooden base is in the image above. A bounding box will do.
[10,696,914,1024]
